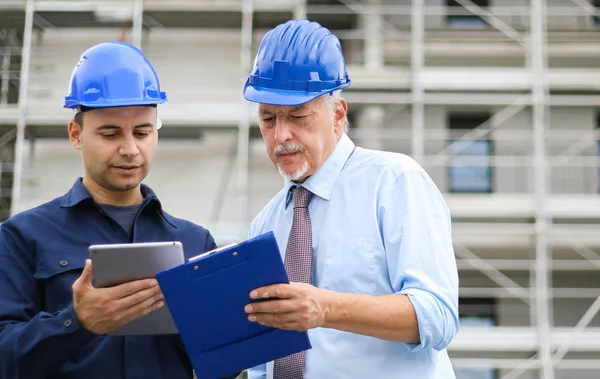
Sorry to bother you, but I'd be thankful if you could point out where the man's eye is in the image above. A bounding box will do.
[292,115,307,120]
[102,134,117,139]
[262,117,274,122]
[136,132,150,138]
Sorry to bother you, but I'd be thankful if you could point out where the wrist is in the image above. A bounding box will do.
[72,300,88,329]
[321,289,338,328]
[63,303,99,338]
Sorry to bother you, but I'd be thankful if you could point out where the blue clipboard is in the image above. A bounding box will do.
[155,232,312,379]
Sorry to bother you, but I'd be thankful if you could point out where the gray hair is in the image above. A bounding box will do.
[322,90,350,132]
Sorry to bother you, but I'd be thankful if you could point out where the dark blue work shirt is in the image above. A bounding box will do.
[0,178,217,379]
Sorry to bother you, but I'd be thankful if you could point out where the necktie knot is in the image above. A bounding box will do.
[293,186,313,209]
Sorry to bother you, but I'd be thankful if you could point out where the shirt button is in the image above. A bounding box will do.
[59,260,68,267]
[64,318,72,327]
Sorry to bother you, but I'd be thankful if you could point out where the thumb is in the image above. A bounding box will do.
[78,259,94,287]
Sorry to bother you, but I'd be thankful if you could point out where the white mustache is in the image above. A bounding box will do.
[274,144,303,155]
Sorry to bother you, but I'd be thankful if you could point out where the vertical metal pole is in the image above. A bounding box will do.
[1,51,10,107]
[357,106,384,150]
[529,232,537,328]
[361,0,384,149]
[294,0,306,20]
[364,0,382,71]
[531,0,553,378]
[131,0,144,49]
[11,0,34,216]
[411,0,425,164]
[238,0,253,225]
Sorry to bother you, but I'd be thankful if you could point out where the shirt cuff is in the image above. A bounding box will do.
[398,289,439,353]
[57,303,98,343]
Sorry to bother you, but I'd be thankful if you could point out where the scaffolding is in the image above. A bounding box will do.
[1,1,600,378]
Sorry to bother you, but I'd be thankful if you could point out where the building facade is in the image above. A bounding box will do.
[0,1,599,378]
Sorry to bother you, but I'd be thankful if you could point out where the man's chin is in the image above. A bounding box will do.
[111,183,140,192]
[277,164,308,182]
[108,178,143,192]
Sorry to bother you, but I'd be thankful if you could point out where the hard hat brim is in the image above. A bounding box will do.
[243,85,331,106]
[64,98,167,110]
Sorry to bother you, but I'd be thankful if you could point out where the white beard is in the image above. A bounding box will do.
[277,160,308,181]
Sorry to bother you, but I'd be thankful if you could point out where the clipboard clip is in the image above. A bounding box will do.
[188,242,238,262]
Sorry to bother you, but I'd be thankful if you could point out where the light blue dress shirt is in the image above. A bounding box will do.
[248,133,459,379]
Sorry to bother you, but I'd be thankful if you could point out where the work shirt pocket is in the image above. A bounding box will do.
[322,238,378,295]
[34,251,86,313]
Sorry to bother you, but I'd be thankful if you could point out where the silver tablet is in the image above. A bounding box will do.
[89,241,184,336]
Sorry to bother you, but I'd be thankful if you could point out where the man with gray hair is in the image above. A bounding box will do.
[242,19,460,379]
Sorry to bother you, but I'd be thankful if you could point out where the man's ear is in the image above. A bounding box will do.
[334,98,348,133]
[68,120,82,151]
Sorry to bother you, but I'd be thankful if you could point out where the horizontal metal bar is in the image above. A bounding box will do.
[451,358,600,370]
[348,128,599,141]
[451,326,600,352]
[33,1,134,12]
[137,3,600,16]
[344,92,600,107]
[1,1,599,17]
[459,287,600,299]
[457,259,600,271]
[423,156,599,168]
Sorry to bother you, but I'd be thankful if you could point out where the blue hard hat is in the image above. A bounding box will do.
[63,41,167,109]
[243,20,351,106]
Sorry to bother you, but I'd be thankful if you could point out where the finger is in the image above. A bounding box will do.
[248,312,298,328]
[256,320,301,331]
[106,278,159,299]
[115,285,163,310]
[115,292,165,327]
[245,299,297,314]
[250,312,293,324]
[249,284,295,300]
[278,322,303,331]
[74,259,94,289]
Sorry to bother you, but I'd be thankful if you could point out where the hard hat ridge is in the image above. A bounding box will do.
[63,41,167,110]
[243,19,351,106]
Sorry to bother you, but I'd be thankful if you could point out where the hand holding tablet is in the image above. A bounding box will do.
[77,241,185,336]
[72,259,165,335]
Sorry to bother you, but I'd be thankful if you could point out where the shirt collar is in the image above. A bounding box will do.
[284,133,355,208]
[60,178,177,228]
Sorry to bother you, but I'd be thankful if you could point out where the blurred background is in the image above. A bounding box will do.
[1,0,600,378]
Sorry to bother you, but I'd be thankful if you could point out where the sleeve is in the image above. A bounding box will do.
[204,230,218,251]
[0,221,97,379]
[380,168,460,352]
[248,217,260,239]
[247,364,267,379]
